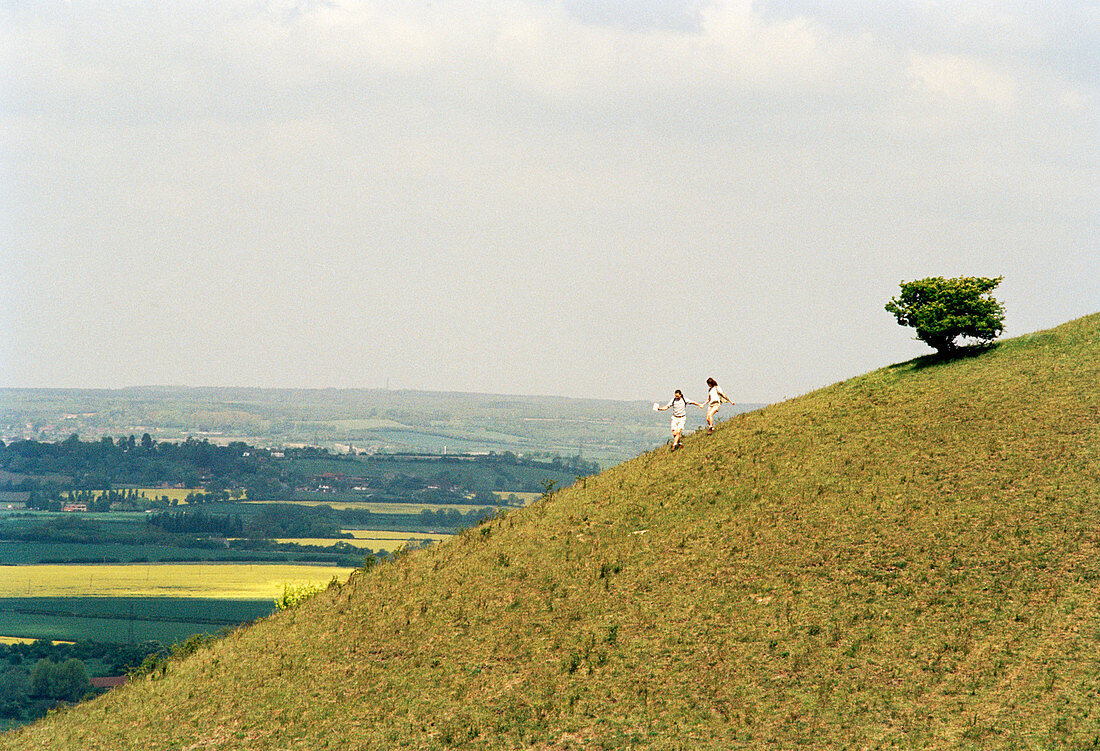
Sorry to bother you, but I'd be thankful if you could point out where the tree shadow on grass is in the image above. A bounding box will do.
[895,342,1001,372]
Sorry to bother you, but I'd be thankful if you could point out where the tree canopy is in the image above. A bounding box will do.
[885,276,1005,354]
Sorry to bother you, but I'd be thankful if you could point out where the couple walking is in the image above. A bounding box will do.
[654,378,734,450]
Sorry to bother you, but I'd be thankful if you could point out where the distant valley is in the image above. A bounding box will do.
[0,386,763,467]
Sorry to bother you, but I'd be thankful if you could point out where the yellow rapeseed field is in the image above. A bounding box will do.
[0,636,73,645]
[343,530,452,541]
[0,564,354,600]
[278,531,453,552]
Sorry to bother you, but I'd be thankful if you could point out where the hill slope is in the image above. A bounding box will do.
[4,314,1099,749]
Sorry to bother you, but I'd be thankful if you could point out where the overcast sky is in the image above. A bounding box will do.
[1,1,1096,403]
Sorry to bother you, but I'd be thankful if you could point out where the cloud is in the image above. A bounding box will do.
[907,51,1018,107]
[201,0,866,109]
[253,0,442,76]
[1,0,1096,400]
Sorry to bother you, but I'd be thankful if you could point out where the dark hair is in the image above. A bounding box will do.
[706,378,717,387]
[674,389,683,398]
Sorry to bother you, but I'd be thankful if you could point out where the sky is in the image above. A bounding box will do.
[1,0,1096,403]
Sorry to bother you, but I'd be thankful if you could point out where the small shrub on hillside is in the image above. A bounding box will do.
[171,633,217,660]
[126,632,225,682]
[274,581,327,611]
[128,650,170,682]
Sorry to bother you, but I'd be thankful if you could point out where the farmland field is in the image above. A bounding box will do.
[244,499,500,514]
[0,636,63,645]
[0,563,354,644]
[0,540,348,565]
[344,530,452,541]
[0,509,147,525]
[494,491,540,502]
[284,453,585,491]
[0,563,354,600]
[128,488,204,503]
[279,530,454,552]
[0,597,274,643]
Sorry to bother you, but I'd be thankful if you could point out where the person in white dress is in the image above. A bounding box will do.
[702,377,733,432]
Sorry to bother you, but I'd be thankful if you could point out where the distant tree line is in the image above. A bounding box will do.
[57,488,171,513]
[509,451,599,475]
[146,510,245,537]
[0,434,270,494]
[417,507,498,528]
[0,435,595,511]
[2,515,163,546]
[241,504,343,539]
[3,506,485,556]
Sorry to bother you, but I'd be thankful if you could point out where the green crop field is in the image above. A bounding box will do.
[0,510,147,526]
[285,454,584,491]
[0,564,354,644]
[0,597,274,644]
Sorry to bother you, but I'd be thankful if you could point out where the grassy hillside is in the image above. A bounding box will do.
[4,314,1099,749]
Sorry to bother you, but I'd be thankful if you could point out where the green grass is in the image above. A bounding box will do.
[3,313,1099,749]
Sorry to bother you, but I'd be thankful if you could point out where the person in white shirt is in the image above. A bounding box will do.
[655,389,700,450]
[702,377,733,432]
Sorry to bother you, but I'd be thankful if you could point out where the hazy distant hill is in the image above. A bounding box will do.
[3,313,1098,749]
[0,387,762,467]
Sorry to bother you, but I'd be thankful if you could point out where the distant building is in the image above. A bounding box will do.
[63,503,88,512]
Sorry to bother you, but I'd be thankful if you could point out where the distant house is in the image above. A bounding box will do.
[63,502,88,512]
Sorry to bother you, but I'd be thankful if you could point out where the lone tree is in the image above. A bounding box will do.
[885,276,1005,354]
